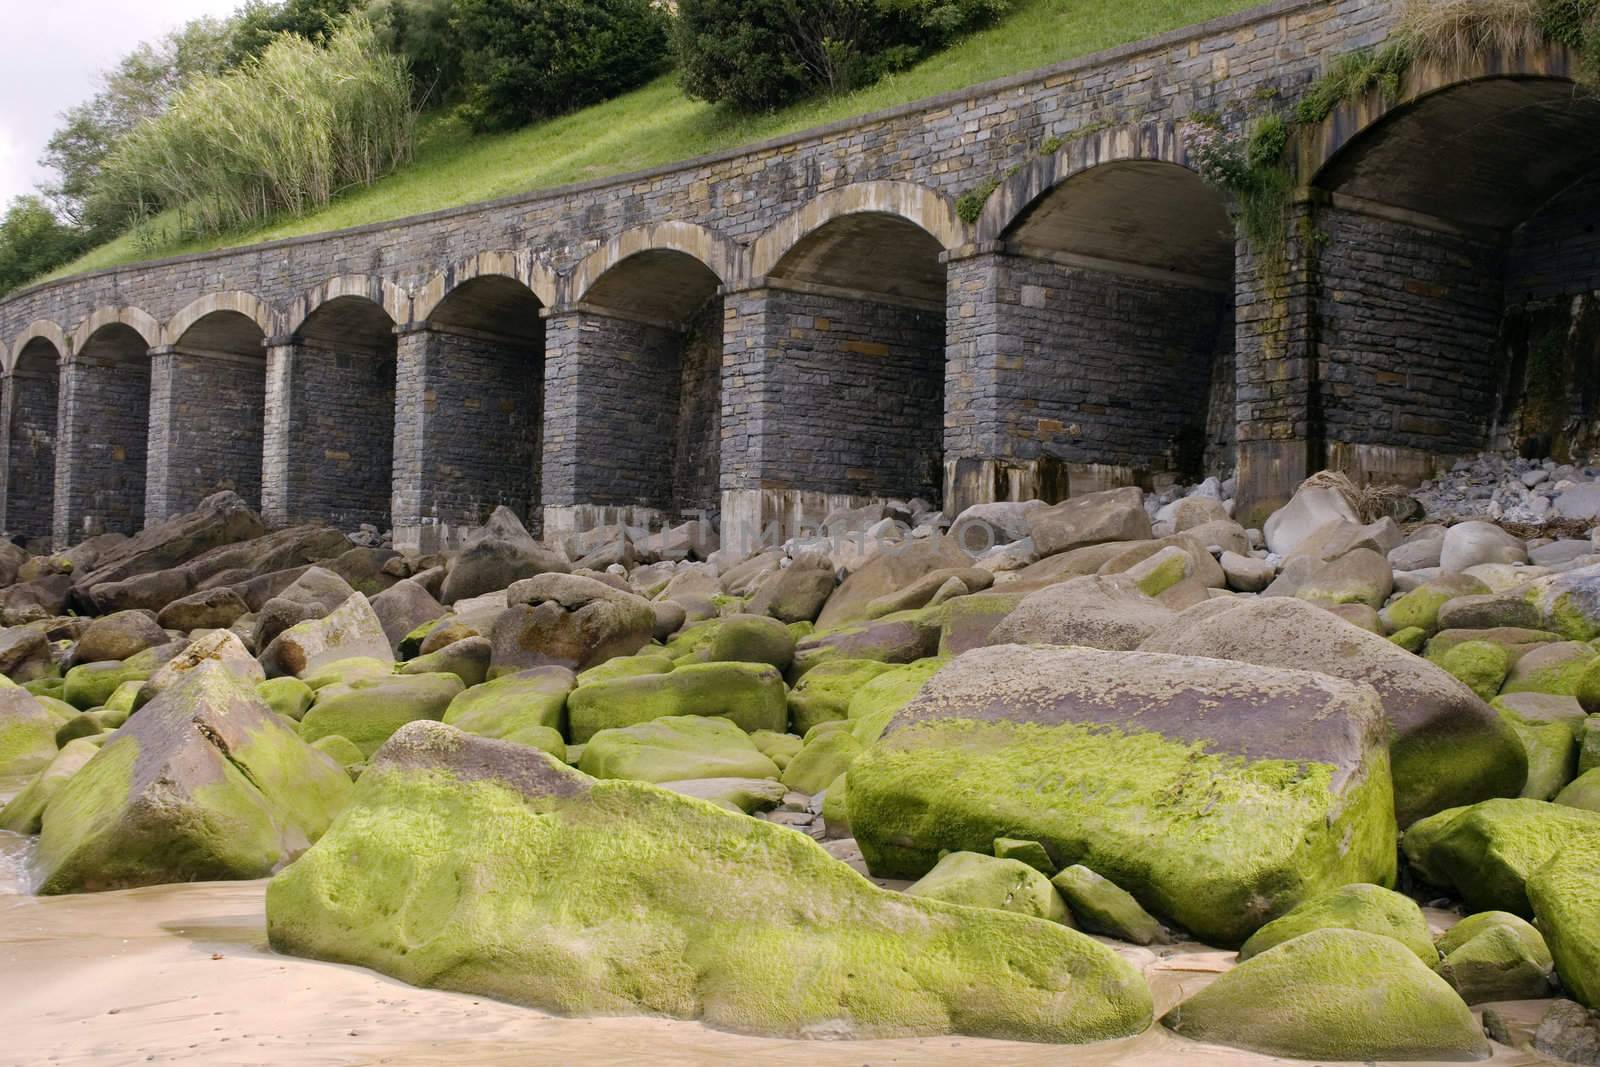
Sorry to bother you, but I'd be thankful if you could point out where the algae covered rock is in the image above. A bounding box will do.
[1162,929,1489,1061]
[786,659,898,735]
[0,686,60,778]
[848,644,1396,946]
[905,851,1071,924]
[1142,596,1526,826]
[1237,883,1436,965]
[0,737,98,834]
[780,729,862,794]
[259,593,391,679]
[567,661,786,744]
[266,722,1153,1041]
[1437,912,1556,1004]
[441,666,574,742]
[994,837,1054,873]
[1050,865,1166,945]
[847,657,946,745]
[35,661,351,893]
[299,672,465,756]
[257,676,315,721]
[1556,767,1600,810]
[1438,639,1512,701]
[1403,797,1600,915]
[579,716,780,783]
[1527,837,1600,1010]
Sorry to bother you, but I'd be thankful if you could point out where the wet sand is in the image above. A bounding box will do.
[0,832,1549,1067]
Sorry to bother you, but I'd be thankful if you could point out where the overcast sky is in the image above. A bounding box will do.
[0,0,244,208]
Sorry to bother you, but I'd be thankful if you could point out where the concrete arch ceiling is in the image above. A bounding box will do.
[289,276,408,343]
[1313,65,1600,230]
[7,320,69,373]
[293,292,399,355]
[166,292,279,352]
[578,249,724,325]
[71,307,161,363]
[426,274,547,343]
[569,222,737,317]
[411,250,559,327]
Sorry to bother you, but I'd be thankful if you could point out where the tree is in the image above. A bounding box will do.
[225,0,364,67]
[368,0,467,107]
[451,0,671,131]
[0,197,89,297]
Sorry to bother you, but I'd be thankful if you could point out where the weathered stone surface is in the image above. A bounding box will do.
[815,538,973,629]
[73,492,266,608]
[1237,883,1436,964]
[1528,836,1600,1010]
[1535,1000,1600,1066]
[1437,911,1556,1003]
[988,575,1175,651]
[300,672,465,756]
[156,587,250,632]
[73,610,167,666]
[567,661,787,743]
[580,716,780,783]
[441,665,574,741]
[0,685,60,778]
[439,507,571,605]
[1027,487,1151,559]
[34,661,351,893]
[905,851,1070,924]
[1263,486,1359,557]
[1404,798,1600,915]
[743,558,837,624]
[252,567,357,650]
[136,630,264,709]
[848,644,1396,946]
[266,722,1154,1041]
[489,574,654,675]
[1440,521,1529,573]
[370,579,445,654]
[0,625,53,683]
[259,593,392,679]
[1162,930,1488,1061]
[400,636,491,687]
[1143,597,1526,825]
[1050,865,1166,945]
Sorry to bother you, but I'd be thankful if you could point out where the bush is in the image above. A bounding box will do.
[673,0,1007,111]
[90,17,414,237]
[226,0,365,67]
[451,0,670,131]
[0,198,89,297]
[368,0,466,107]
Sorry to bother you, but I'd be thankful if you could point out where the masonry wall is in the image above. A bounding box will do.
[1316,206,1507,456]
[674,300,724,516]
[59,359,150,538]
[285,344,395,530]
[6,368,57,543]
[147,352,266,519]
[721,287,944,501]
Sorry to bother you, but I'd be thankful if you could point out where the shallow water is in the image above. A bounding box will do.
[0,873,1552,1067]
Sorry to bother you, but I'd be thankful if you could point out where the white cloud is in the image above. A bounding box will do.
[0,0,245,208]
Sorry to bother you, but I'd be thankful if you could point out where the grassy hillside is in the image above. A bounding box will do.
[43,0,1260,283]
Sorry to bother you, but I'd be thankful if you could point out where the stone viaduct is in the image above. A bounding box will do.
[1,0,1597,554]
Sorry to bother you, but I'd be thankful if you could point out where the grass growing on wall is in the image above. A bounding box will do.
[40,0,1261,284]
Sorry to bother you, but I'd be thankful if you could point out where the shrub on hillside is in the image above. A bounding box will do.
[369,0,466,107]
[0,198,89,298]
[673,0,1008,111]
[451,0,670,131]
[90,18,414,237]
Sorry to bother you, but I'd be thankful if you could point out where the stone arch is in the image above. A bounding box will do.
[1295,41,1600,486]
[409,250,559,325]
[748,180,963,282]
[69,305,160,361]
[288,274,408,338]
[976,121,1191,244]
[6,319,70,373]
[568,222,739,306]
[165,291,280,347]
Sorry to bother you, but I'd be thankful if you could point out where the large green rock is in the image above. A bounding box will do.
[1502,641,1597,696]
[1527,836,1600,1009]
[787,659,898,735]
[266,722,1154,1041]
[1436,911,1556,1003]
[848,644,1396,947]
[697,613,795,670]
[1500,711,1578,800]
[566,662,787,744]
[1143,596,1527,826]
[1555,767,1600,811]
[0,686,59,778]
[790,612,941,678]
[1237,883,1436,965]
[257,676,315,721]
[35,661,352,893]
[441,666,574,742]
[0,737,98,834]
[62,660,151,711]
[1438,639,1512,701]
[780,729,863,794]
[846,657,946,745]
[578,716,779,783]
[1050,865,1166,945]
[905,851,1071,924]
[1380,574,1490,636]
[299,673,465,756]
[1162,929,1489,1060]
[574,654,672,687]
[1403,798,1600,915]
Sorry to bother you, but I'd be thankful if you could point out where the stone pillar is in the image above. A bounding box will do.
[1233,199,1321,527]
[54,352,151,546]
[539,307,676,540]
[0,373,14,537]
[718,282,944,554]
[143,347,179,524]
[261,340,296,528]
[392,323,543,554]
[144,345,269,524]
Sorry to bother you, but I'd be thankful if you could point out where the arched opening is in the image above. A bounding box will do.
[996,159,1236,482]
[151,310,267,517]
[1311,75,1600,481]
[288,295,397,532]
[7,338,62,548]
[68,323,152,537]
[759,211,948,505]
[396,275,544,547]
[571,249,724,520]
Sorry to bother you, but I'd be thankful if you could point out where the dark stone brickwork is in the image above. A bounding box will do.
[146,352,266,521]
[282,343,395,530]
[674,300,724,516]
[1317,206,1505,454]
[393,327,542,535]
[945,251,1229,477]
[4,367,58,543]
[1507,172,1600,302]
[57,357,150,540]
[720,286,944,501]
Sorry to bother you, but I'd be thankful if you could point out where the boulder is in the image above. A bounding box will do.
[933,591,1024,655]
[848,644,1396,946]
[743,558,836,624]
[1504,641,1597,696]
[72,610,167,665]
[400,636,491,687]
[790,612,941,677]
[1534,1000,1600,1065]
[1528,836,1600,1010]
[0,575,72,625]
[1437,639,1512,701]
[861,567,994,619]
[1437,592,1543,632]
[266,722,1153,1042]
[568,661,787,743]
[0,686,61,777]
[1161,929,1488,1061]
[780,729,863,794]
[259,593,391,679]
[71,491,266,608]
[700,613,795,670]
[0,625,54,683]
[156,587,250,632]
[1556,768,1600,810]
[580,716,780,783]
[1440,521,1528,573]
[949,500,1046,546]
[1263,485,1359,557]
[135,630,264,710]
[489,574,654,675]
[438,507,570,605]
[656,776,787,814]
[905,851,1070,924]
[34,661,351,893]
[1027,487,1151,559]
[987,575,1175,651]
[0,737,99,834]
[1525,564,1600,641]
[1142,597,1526,826]
[441,666,574,741]
[1219,551,1274,593]
[252,566,357,650]
[369,579,445,654]
[1050,865,1166,945]
[1437,911,1556,1003]
[1237,883,1436,965]
[787,659,899,735]
[258,676,315,721]
[1293,547,1393,609]
[299,673,465,756]
[815,538,973,629]
[1403,797,1600,915]
[1503,714,1579,800]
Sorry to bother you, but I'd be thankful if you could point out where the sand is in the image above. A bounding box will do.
[0,830,1550,1067]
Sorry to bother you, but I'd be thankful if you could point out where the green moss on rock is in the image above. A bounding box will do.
[567,661,787,744]
[300,673,465,757]
[0,737,98,834]
[441,667,574,743]
[906,851,1071,924]
[1436,912,1555,1003]
[1050,865,1166,945]
[1527,835,1600,1009]
[786,659,898,736]
[780,729,863,794]
[1438,639,1512,701]
[579,716,780,783]
[1403,798,1600,915]
[845,658,946,746]
[0,687,59,778]
[257,677,315,721]
[1238,883,1436,965]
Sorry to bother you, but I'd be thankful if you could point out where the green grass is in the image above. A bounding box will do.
[43,0,1262,283]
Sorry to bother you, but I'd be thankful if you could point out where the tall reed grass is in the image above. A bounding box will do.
[93,17,414,238]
